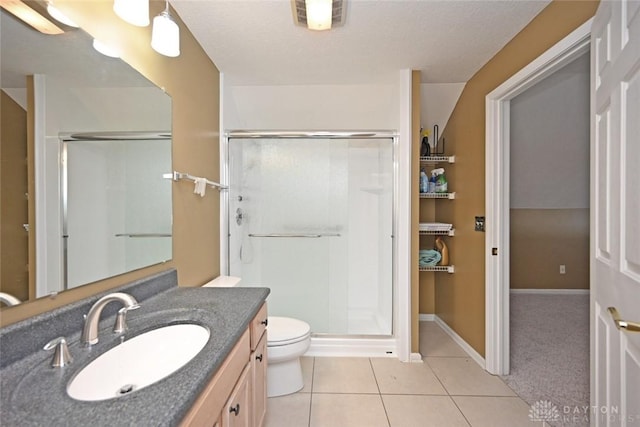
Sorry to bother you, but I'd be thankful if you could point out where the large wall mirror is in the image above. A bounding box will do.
[0,9,172,309]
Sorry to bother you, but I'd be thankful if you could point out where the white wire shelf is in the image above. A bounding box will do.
[419,229,455,236]
[420,192,456,199]
[419,265,455,273]
[419,155,455,164]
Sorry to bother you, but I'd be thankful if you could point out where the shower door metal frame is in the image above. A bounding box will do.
[221,130,399,338]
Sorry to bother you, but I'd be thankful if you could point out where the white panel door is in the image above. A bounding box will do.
[591,0,640,425]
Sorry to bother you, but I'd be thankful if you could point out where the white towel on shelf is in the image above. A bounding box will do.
[193,177,207,197]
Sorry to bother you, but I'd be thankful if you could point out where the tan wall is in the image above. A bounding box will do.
[511,209,589,289]
[419,196,436,314]
[1,92,29,302]
[1,1,220,325]
[435,0,598,356]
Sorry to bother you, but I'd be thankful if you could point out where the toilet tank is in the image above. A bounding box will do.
[201,276,242,288]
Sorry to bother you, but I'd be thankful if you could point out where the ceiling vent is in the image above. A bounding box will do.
[291,0,346,31]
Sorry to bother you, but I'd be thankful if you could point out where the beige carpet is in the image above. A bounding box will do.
[501,293,590,427]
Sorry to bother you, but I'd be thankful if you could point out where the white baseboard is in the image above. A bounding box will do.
[305,336,397,358]
[510,288,589,295]
[433,316,486,369]
[409,352,424,363]
[419,313,435,321]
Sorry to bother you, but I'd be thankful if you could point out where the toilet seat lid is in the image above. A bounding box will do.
[267,316,311,344]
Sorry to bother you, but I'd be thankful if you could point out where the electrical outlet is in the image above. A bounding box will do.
[475,216,485,232]
[560,265,566,274]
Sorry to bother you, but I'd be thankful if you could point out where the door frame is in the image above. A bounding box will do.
[484,19,592,375]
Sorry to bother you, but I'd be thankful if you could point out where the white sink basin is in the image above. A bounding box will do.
[67,324,209,401]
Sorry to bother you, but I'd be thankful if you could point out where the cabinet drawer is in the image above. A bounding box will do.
[249,303,268,351]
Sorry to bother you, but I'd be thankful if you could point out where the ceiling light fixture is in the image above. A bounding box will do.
[92,39,121,58]
[306,0,332,31]
[0,0,64,34]
[151,0,180,57]
[113,0,149,27]
[291,0,345,31]
[46,1,79,28]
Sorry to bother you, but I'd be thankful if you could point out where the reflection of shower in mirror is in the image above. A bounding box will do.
[0,9,173,308]
[58,132,172,294]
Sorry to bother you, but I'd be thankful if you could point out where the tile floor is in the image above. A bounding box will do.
[265,321,547,427]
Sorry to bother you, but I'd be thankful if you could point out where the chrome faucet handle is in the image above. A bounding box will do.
[43,337,73,368]
[113,304,141,334]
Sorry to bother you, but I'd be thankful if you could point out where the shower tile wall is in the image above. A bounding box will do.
[229,138,392,336]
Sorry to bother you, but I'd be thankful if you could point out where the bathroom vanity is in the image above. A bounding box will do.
[182,303,268,427]
[0,270,269,427]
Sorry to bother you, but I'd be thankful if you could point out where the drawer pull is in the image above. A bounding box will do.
[256,354,263,362]
[229,403,240,416]
[260,318,268,326]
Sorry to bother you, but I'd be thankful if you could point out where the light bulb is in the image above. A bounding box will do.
[151,11,180,57]
[92,39,120,58]
[306,0,332,31]
[113,0,149,27]
[47,3,79,27]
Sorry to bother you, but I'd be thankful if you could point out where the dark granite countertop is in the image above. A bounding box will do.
[0,270,269,427]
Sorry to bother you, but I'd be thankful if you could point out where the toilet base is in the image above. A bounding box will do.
[267,357,304,397]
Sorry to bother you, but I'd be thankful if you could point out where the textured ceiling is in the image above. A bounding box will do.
[172,0,551,86]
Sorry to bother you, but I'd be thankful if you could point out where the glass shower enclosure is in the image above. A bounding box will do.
[227,132,394,336]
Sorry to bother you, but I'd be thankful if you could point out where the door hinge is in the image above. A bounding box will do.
[492,247,498,256]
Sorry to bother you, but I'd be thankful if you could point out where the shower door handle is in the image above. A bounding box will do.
[249,233,321,238]
[248,233,341,238]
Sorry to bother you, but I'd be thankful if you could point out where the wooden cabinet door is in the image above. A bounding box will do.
[251,333,267,427]
[222,364,251,427]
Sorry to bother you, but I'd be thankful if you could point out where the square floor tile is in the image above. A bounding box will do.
[383,395,470,427]
[453,396,541,427]
[419,321,469,357]
[371,358,447,395]
[310,393,389,427]
[312,358,379,394]
[426,358,516,396]
[265,392,311,427]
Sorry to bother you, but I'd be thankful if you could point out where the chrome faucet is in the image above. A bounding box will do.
[81,292,140,346]
[0,292,21,306]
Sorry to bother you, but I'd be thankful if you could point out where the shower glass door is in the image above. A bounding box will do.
[228,135,393,336]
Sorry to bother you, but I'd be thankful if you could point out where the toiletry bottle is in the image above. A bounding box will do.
[420,168,428,193]
[433,168,448,193]
[435,236,449,265]
[428,171,437,193]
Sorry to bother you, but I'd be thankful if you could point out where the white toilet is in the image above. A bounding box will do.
[266,316,311,397]
[202,276,311,397]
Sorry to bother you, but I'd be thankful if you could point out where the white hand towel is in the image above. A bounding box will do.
[193,178,207,197]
